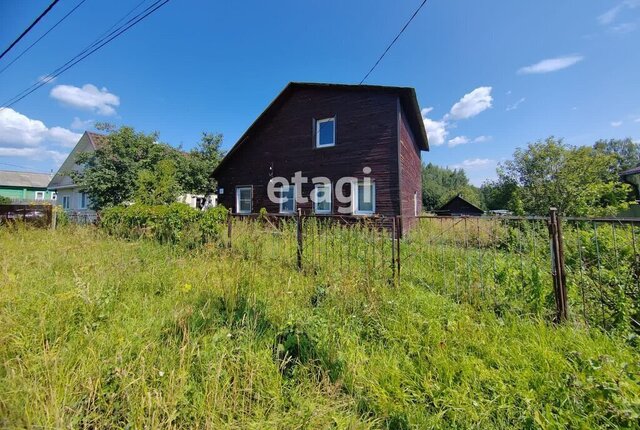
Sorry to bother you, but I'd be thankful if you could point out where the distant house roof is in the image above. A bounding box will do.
[0,170,52,188]
[621,165,640,176]
[86,131,108,149]
[213,82,429,176]
[435,195,484,216]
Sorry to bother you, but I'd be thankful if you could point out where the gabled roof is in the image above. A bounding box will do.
[86,131,108,149]
[0,170,52,188]
[213,82,429,176]
[436,194,484,213]
[48,131,107,189]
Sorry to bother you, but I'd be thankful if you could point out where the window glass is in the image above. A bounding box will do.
[317,118,335,147]
[356,182,375,214]
[280,186,295,213]
[314,184,331,213]
[237,187,252,213]
[35,191,44,200]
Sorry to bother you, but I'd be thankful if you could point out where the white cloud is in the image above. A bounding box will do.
[611,120,623,127]
[473,135,491,143]
[518,55,584,74]
[421,107,448,146]
[448,136,469,147]
[0,108,81,151]
[37,74,57,85]
[0,147,68,165]
[598,0,640,25]
[448,87,493,120]
[70,117,95,130]
[451,158,495,170]
[50,83,120,115]
[506,97,526,111]
[610,22,637,34]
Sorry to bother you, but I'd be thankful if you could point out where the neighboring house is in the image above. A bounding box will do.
[213,82,429,231]
[48,131,107,218]
[621,165,640,200]
[0,170,55,203]
[434,195,484,217]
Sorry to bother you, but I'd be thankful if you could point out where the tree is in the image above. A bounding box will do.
[498,137,631,216]
[134,159,181,205]
[176,132,224,195]
[480,178,518,211]
[72,126,225,210]
[593,138,640,173]
[421,163,483,210]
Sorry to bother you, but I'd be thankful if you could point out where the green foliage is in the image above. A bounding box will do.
[176,132,224,195]
[498,137,632,216]
[422,163,483,210]
[72,126,224,210]
[593,137,640,173]
[134,159,181,205]
[100,203,228,247]
[0,195,11,205]
[1,226,639,428]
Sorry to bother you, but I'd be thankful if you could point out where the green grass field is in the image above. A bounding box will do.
[1,225,639,429]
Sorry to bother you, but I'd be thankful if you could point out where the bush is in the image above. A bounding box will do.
[0,195,11,205]
[100,203,228,247]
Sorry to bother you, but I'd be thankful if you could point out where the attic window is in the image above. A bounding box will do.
[316,118,335,148]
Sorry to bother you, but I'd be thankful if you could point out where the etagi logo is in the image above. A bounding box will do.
[267,167,373,214]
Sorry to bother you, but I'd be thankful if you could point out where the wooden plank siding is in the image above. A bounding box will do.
[398,103,423,232]
[213,83,428,230]
[215,87,400,217]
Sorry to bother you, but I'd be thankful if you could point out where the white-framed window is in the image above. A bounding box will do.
[414,191,419,216]
[79,192,88,209]
[315,117,335,148]
[34,191,45,200]
[313,183,332,214]
[50,192,57,201]
[236,186,252,214]
[279,185,296,214]
[62,195,70,209]
[354,181,375,215]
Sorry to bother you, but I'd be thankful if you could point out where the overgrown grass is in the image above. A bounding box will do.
[1,225,639,428]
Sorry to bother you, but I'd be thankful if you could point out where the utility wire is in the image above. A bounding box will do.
[2,0,158,107]
[359,0,428,84]
[0,0,90,76]
[0,0,170,111]
[0,0,62,61]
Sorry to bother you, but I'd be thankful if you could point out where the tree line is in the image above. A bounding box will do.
[423,137,639,216]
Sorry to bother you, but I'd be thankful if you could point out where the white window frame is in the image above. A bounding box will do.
[315,117,335,148]
[236,186,252,214]
[50,192,57,201]
[278,185,296,214]
[354,181,376,215]
[62,195,70,209]
[414,191,419,216]
[34,191,45,200]
[313,183,332,214]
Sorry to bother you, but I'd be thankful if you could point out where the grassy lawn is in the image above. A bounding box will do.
[1,226,639,429]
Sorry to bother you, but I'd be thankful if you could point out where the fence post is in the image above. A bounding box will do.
[227,212,232,248]
[391,217,397,285]
[548,207,568,322]
[296,209,303,271]
[395,216,401,284]
[51,207,57,230]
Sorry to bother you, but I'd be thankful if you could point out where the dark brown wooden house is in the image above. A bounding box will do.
[213,82,429,231]
[434,195,484,217]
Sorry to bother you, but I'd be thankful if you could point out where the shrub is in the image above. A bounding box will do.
[0,195,11,205]
[100,203,228,247]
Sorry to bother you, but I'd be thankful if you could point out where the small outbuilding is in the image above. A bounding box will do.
[434,194,484,217]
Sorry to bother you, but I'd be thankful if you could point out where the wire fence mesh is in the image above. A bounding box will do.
[227,212,640,335]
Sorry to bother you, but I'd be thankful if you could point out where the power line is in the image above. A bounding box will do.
[359,0,428,85]
[2,0,158,108]
[0,0,62,61]
[0,0,170,111]
[0,0,90,76]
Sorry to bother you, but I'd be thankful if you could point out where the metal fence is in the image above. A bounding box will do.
[0,204,53,228]
[226,210,639,333]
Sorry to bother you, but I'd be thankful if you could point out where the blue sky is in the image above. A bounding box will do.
[0,0,639,185]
